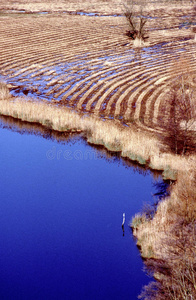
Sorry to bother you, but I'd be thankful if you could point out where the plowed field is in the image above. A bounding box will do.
[0,1,196,134]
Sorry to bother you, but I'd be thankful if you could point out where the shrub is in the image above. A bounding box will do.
[158,71,196,155]
[139,220,196,300]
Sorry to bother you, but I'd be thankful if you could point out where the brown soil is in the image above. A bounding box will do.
[0,1,195,136]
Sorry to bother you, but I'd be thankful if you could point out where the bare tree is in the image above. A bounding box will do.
[123,0,148,45]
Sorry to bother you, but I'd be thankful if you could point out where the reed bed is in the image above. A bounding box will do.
[0,97,195,180]
[132,170,196,299]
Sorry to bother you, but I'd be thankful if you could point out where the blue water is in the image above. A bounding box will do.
[0,119,161,300]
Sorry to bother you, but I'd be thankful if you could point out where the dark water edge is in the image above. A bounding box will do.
[0,116,167,300]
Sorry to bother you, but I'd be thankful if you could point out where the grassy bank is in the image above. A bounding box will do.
[0,92,195,180]
[131,170,196,299]
[132,170,196,259]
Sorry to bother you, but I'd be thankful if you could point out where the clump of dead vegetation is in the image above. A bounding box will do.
[132,170,196,300]
[0,81,11,100]
[158,59,196,155]
[123,0,149,46]
[139,219,196,300]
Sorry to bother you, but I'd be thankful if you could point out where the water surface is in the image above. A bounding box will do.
[0,119,162,300]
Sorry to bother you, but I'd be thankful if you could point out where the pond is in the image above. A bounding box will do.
[0,117,164,300]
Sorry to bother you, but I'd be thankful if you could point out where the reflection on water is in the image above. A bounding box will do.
[0,115,163,177]
[153,180,170,199]
[0,117,168,300]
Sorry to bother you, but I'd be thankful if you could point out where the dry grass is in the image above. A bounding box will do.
[132,170,196,257]
[0,96,156,156]
[0,95,195,179]
[0,0,123,14]
[132,170,196,299]
[0,82,11,100]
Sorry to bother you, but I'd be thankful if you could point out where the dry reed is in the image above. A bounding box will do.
[132,170,196,299]
[0,94,195,179]
[0,82,11,101]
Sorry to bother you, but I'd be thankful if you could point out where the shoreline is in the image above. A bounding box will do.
[0,97,195,180]
[131,168,196,298]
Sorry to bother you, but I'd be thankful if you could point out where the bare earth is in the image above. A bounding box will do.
[0,0,196,134]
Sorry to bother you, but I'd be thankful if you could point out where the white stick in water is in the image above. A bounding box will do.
[122,213,125,226]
